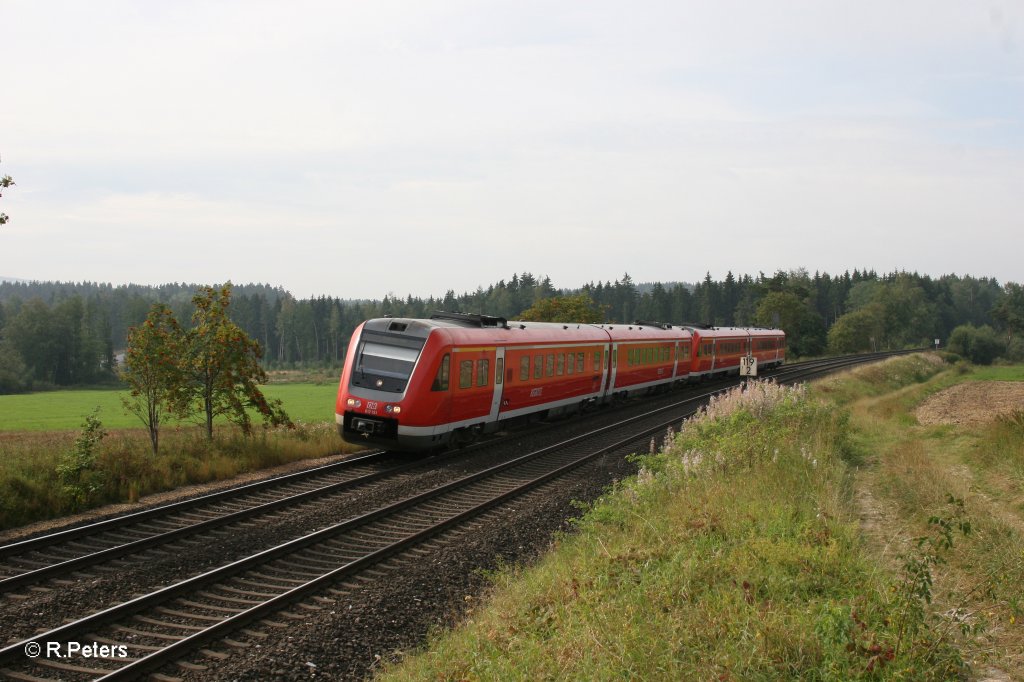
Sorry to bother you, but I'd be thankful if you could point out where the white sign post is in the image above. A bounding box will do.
[740,355,757,377]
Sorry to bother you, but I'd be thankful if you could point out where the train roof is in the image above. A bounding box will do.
[360,316,692,346]
[681,325,784,338]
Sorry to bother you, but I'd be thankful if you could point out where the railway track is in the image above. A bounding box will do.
[0,350,913,680]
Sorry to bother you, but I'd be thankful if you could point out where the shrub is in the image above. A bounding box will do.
[947,324,1003,365]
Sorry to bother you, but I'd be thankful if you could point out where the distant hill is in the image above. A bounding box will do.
[0,276,27,283]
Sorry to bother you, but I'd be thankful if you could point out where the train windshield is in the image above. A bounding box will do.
[357,341,420,379]
[350,330,426,393]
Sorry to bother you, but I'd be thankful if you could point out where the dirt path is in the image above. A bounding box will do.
[854,379,1024,680]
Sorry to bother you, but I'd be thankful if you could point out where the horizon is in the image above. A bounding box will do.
[0,264,1012,305]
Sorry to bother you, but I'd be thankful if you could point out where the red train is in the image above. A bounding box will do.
[335,312,785,451]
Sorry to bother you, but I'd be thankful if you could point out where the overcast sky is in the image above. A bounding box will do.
[1,1,1021,299]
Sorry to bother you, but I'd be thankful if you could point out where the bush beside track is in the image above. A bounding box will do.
[382,354,1023,680]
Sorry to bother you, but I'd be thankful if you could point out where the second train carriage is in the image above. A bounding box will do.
[336,313,784,451]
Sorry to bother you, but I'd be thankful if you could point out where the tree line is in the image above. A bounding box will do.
[1,269,1022,393]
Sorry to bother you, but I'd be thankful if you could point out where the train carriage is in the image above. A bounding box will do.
[748,327,786,370]
[685,325,751,379]
[603,322,692,397]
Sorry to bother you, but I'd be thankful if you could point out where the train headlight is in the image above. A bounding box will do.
[385,405,401,415]
[346,398,362,408]
[393,406,401,414]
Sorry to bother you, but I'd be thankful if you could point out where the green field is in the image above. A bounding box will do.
[0,383,341,431]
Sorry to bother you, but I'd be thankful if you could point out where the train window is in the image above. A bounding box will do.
[496,358,504,385]
[534,354,543,379]
[627,349,633,367]
[646,347,653,364]
[578,353,585,373]
[545,354,554,377]
[477,359,489,387]
[459,360,473,389]
[566,353,574,375]
[556,353,565,376]
[520,356,530,381]
[431,354,450,391]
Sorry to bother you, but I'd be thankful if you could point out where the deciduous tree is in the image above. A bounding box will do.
[519,294,604,323]
[178,284,291,439]
[121,304,186,454]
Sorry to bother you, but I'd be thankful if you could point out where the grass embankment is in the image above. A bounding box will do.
[0,381,356,531]
[382,354,1023,681]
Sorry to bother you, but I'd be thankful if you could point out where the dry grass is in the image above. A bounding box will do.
[0,420,358,530]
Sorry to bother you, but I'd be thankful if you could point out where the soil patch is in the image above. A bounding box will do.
[915,381,1024,427]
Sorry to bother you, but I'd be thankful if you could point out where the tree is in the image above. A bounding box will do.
[947,324,1003,365]
[177,284,291,439]
[992,282,1024,347]
[0,155,13,226]
[0,340,31,393]
[827,303,886,354]
[519,294,604,323]
[755,291,826,357]
[121,304,185,454]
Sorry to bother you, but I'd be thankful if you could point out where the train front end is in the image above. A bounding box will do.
[335,318,449,452]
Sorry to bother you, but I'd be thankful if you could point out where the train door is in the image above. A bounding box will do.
[608,343,618,392]
[488,347,505,423]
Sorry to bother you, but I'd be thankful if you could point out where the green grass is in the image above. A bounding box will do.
[381,368,972,681]
[964,364,1024,382]
[0,422,357,530]
[0,383,340,431]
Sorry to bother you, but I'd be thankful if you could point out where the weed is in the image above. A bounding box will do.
[894,496,972,660]
[55,408,107,512]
